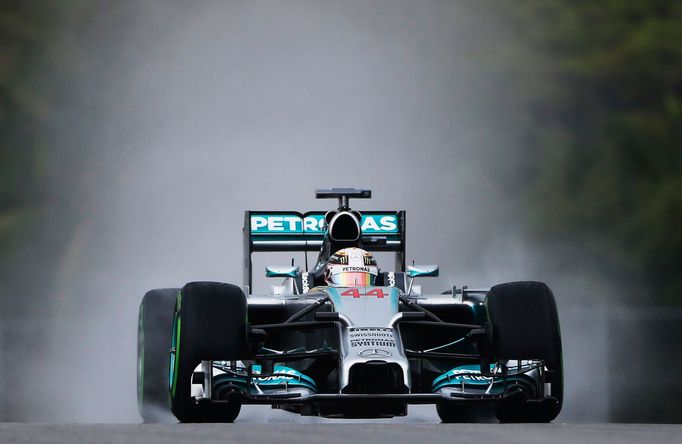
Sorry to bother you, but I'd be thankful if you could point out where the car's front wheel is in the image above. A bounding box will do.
[485,281,563,423]
[169,281,249,423]
[436,403,495,423]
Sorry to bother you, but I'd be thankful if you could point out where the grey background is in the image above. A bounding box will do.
[1,0,676,423]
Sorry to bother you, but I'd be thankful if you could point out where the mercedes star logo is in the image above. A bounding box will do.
[358,348,392,358]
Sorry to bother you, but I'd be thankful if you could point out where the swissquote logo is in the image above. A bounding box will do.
[250,214,398,234]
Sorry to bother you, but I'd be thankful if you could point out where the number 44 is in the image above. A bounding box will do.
[340,288,387,298]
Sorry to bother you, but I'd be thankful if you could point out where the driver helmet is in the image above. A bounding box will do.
[324,247,378,286]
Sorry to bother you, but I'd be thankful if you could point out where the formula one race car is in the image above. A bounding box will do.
[137,188,563,423]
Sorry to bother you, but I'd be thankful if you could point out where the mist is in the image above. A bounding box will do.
[1,0,637,422]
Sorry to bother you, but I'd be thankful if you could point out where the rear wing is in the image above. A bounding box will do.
[243,211,406,291]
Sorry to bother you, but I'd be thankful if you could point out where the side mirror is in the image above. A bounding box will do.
[406,265,439,278]
[265,266,299,278]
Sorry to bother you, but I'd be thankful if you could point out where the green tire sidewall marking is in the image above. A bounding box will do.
[137,303,144,409]
[555,304,564,391]
[170,291,182,399]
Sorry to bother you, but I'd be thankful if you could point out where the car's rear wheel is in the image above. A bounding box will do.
[485,281,563,423]
[137,288,179,423]
[169,281,249,423]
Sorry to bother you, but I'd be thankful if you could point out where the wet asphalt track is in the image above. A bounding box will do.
[1,422,681,444]
[1,404,679,444]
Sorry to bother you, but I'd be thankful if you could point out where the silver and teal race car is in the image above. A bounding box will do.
[137,188,563,423]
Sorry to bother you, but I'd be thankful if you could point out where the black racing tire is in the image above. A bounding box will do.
[485,281,563,423]
[169,282,249,423]
[436,403,495,423]
[137,288,179,423]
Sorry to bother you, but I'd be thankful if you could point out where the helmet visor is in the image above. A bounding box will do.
[330,271,375,287]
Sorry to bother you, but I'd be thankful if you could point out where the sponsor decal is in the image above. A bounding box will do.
[254,367,317,390]
[250,214,324,233]
[213,363,317,389]
[328,265,379,276]
[387,272,396,287]
[301,272,309,293]
[349,327,392,333]
[448,370,492,383]
[349,327,396,348]
[255,368,300,382]
[350,339,396,347]
[342,266,373,273]
[349,331,393,338]
[432,365,497,389]
[250,214,398,235]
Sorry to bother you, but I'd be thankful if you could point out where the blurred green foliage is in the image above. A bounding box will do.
[0,1,84,316]
[1,0,680,307]
[1,1,52,251]
[496,0,682,302]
